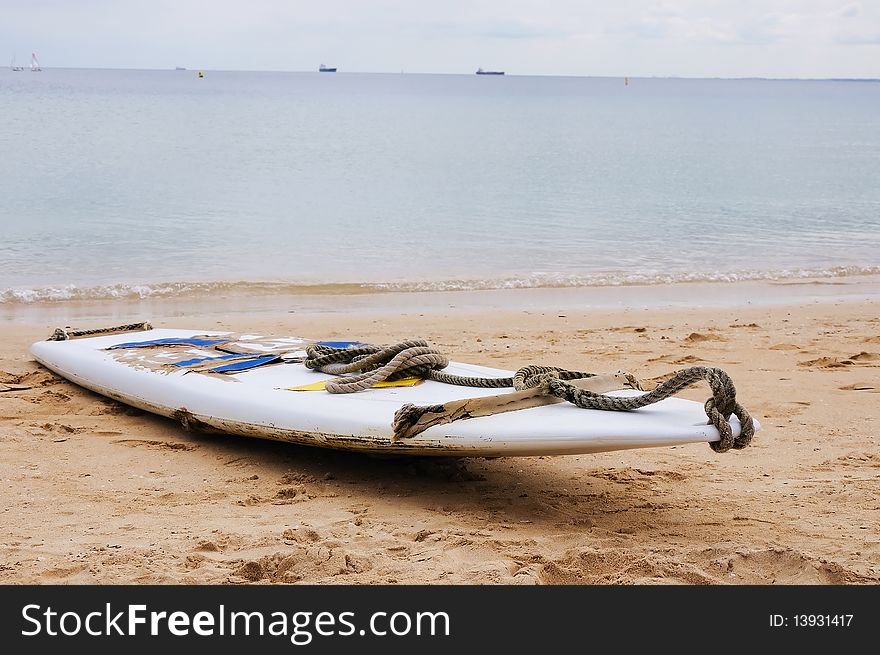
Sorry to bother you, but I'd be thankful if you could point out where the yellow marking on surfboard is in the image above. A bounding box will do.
[287,377,424,391]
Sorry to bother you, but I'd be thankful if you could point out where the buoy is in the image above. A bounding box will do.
[198,71,204,78]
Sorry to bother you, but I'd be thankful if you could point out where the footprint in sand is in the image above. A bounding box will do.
[847,352,880,365]
[282,527,321,544]
[2,369,62,388]
[38,422,86,434]
[683,332,727,343]
[777,401,812,417]
[273,486,306,504]
[235,486,310,507]
[802,352,880,368]
[193,540,222,552]
[42,564,89,579]
[39,390,71,402]
[278,472,316,485]
[228,547,370,583]
[798,357,849,368]
[232,561,264,582]
[89,402,143,416]
[111,439,198,451]
[834,452,880,467]
[648,353,704,364]
[716,548,873,584]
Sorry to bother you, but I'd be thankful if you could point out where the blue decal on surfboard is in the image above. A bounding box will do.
[109,337,230,349]
[317,341,368,348]
[172,353,255,367]
[208,355,280,373]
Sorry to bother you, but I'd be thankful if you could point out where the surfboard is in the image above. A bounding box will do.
[30,326,758,457]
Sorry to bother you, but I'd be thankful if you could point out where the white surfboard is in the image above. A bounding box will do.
[30,327,758,457]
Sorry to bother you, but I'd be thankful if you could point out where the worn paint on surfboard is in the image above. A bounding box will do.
[30,328,759,457]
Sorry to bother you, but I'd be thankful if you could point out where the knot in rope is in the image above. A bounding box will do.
[537,365,754,451]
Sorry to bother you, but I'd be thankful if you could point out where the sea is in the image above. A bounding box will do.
[1,68,878,308]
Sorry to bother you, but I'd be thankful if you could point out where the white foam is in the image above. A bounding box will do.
[3,266,879,304]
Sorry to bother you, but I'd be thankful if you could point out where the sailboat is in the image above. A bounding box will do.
[10,54,23,71]
[30,52,41,72]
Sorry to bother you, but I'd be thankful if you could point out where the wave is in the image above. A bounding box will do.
[2,266,879,304]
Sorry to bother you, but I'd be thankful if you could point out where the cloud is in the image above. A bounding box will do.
[416,19,569,41]
[834,32,880,45]
[830,0,880,44]
[1,0,877,77]
[736,12,794,45]
[477,22,570,40]
[619,7,737,44]
[837,2,861,19]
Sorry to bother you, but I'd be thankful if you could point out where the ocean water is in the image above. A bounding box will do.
[1,68,878,303]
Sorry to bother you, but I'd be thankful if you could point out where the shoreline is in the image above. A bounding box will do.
[3,275,879,326]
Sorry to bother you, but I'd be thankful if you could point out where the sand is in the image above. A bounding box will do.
[1,286,879,584]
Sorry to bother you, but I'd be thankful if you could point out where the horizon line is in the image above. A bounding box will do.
[11,66,880,81]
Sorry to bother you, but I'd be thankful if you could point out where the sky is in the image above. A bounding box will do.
[3,0,878,78]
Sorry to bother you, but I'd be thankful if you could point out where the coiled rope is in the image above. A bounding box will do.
[305,340,754,452]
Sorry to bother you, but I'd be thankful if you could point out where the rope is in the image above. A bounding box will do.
[541,365,753,452]
[305,340,451,393]
[47,321,153,341]
[305,343,620,391]
[305,340,755,453]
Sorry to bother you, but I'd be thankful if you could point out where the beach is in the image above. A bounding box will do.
[2,281,878,584]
